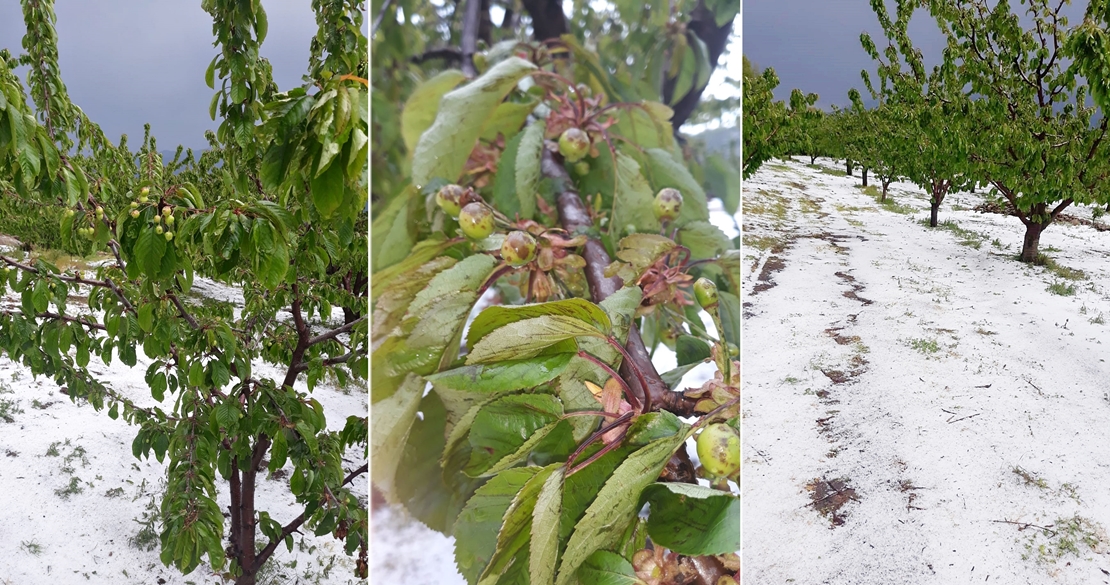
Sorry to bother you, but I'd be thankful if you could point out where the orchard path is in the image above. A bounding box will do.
[742,157,1110,584]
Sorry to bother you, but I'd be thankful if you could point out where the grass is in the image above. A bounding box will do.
[1047,281,1077,296]
[104,487,126,498]
[744,188,791,221]
[799,197,822,214]
[743,233,790,252]
[55,476,84,499]
[20,540,43,555]
[908,337,941,354]
[1013,466,1049,490]
[0,381,22,423]
[1021,515,1106,564]
[818,167,847,177]
[1032,255,1087,281]
[925,219,986,249]
[130,494,161,552]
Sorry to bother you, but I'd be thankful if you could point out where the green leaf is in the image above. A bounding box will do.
[676,335,711,366]
[466,315,604,365]
[479,464,560,581]
[402,70,468,154]
[530,467,565,585]
[134,226,167,279]
[599,286,642,345]
[612,102,675,151]
[455,467,542,585]
[426,353,574,393]
[310,153,346,218]
[137,304,154,333]
[718,291,740,349]
[705,153,740,215]
[492,130,525,218]
[468,298,612,349]
[643,148,709,224]
[370,373,424,500]
[660,363,699,391]
[640,482,740,555]
[624,410,685,447]
[555,434,687,585]
[466,394,563,476]
[398,392,484,534]
[678,221,733,260]
[577,550,639,585]
[481,99,539,143]
[514,120,545,220]
[412,57,537,187]
[609,152,660,237]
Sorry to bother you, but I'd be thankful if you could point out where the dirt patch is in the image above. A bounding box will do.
[820,362,867,384]
[900,480,926,511]
[807,477,859,527]
[752,255,787,295]
[835,271,873,305]
[824,326,861,345]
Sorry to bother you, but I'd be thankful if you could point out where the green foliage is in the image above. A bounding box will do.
[372,4,739,583]
[1,0,369,582]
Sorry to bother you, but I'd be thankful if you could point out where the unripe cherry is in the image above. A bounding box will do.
[501,231,537,266]
[162,206,172,217]
[155,225,164,235]
[153,214,161,225]
[573,161,590,176]
[435,184,466,218]
[558,128,590,162]
[165,215,175,226]
[130,201,139,209]
[653,188,683,222]
[693,277,719,310]
[164,231,174,241]
[458,202,495,240]
[130,210,140,219]
[696,423,740,478]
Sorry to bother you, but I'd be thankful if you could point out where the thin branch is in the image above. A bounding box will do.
[306,315,365,347]
[460,0,482,77]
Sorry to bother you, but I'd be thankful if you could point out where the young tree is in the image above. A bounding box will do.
[861,0,974,225]
[742,62,817,178]
[1,2,369,583]
[371,2,740,585]
[927,0,1110,261]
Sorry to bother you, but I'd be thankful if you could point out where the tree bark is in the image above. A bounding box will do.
[929,199,940,227]
[520,0,568,41]
[543,146,696,415]
[810,155,817,164]
[460,0,482,76]
[861,167,868,187]
[666,1,736,131]
[1021,222,1045,263]
[846,160,853,176]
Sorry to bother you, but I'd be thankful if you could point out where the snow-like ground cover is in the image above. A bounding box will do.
[0,274,367,585]
[371,199,740,583]
[743,157,1110,584]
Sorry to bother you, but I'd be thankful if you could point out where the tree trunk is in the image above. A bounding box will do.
[882,179,890,202]
[809,155,817,165]
[846,160,853,176]
[861,167,868,187]
[1020,222,1045,263]
[929,198,940,227]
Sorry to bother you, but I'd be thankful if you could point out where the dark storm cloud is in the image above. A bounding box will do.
[0,2,320,150]
[743,0,948,109]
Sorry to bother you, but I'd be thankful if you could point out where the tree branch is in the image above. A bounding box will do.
[520,0,569,41]
[255,462,367,568]
[667,1,736,132]
[460,0,482,76]
[306,315,365,347]
[544,146,697,416]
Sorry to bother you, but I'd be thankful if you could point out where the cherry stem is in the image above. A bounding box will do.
[689,395,741,434]
[606,336,653,412]
[476,264,516,300]
[562,409,622,418]
[564,411,635,477]
[576,350,642,413]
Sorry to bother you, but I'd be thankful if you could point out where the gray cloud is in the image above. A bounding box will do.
[744,1,950,109]
[745,1,1087,110]
[1,2,322,150]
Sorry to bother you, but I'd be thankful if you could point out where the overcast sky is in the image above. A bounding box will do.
[744,0,950,109]
[0,2,322,150]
